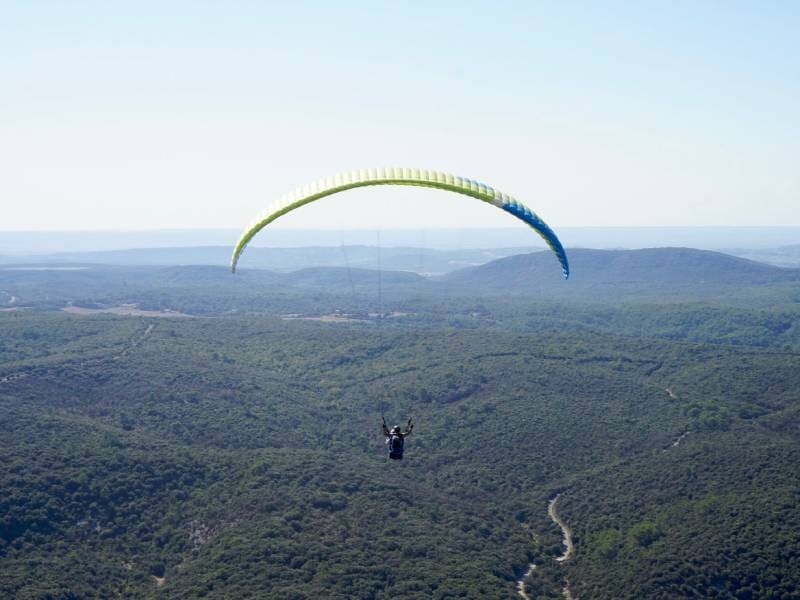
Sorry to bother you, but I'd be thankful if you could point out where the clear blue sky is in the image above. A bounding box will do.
[2,1,798,231]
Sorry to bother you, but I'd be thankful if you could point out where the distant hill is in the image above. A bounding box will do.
[442,247,800,300]
[3,248,799,310]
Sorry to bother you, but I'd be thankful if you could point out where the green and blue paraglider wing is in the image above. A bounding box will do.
[231,168,569,278]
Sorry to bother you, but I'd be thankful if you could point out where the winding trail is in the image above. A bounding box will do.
[663,388,691,450]
[549,495,574,562]
[518,388,689,597]
[516,494,576,599]
[114,324,154,360]
[563,583,576,600]
[670,431,691,448]
[516,563,536,600]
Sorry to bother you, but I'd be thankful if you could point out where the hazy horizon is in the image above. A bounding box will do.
[1,226,799,256]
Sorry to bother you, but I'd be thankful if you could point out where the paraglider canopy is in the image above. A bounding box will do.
[231,168,569,278]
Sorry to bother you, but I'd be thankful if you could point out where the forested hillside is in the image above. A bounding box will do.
[1,249,799,598]
[2,309,799,598]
